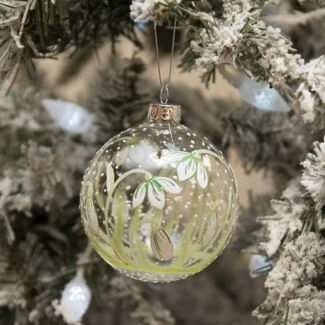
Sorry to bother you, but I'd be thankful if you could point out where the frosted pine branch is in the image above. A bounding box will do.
[301,136,325,222]
[253,138,325,324]
[130,0,181,23]
[253,233,325,324]
[129,0,325,124]
[287,288,325,325]
[188,3,325,124]
[258,182,305,257]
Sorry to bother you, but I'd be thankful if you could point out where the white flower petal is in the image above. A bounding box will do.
[132,183,146,208]
[162,151,189,162]
[177,158,196,181]
[148,182,165,209]
[156,177,181,194]
[197,162,208,189]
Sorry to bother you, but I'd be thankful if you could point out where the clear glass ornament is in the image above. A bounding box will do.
[80,103,239,283]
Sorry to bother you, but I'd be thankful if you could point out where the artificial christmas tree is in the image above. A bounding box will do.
[0,1,324,324]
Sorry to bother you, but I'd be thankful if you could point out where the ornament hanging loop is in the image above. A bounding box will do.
[160,83,169,104]
[153,18,177,102]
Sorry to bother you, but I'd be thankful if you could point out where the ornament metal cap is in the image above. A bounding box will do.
[147,103,181,123]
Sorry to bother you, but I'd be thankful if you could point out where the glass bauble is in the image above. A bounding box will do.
[80,103,239,283]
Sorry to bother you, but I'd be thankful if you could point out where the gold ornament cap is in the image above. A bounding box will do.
[147,103,181,123]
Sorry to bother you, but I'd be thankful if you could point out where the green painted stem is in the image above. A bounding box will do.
[194,149,227,165]
[103,169,152,240]
[94,161,105,211]
[176,186,199,265]
[112,169,151,194]
[203,190,233,254]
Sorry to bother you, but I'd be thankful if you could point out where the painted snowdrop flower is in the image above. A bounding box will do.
[132,176,181,209]
[164,151,209,189]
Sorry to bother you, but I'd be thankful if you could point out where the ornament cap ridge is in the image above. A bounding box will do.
[147,103,181,123]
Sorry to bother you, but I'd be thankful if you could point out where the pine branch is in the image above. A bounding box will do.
[130,1,325,126]
[0,0,140,91]
[252,137,325,324]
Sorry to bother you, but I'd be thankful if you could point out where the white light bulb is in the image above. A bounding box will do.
[59,276,91,324]
[249,254,273,278]
[238,76,291,112]
[42,98,94,134]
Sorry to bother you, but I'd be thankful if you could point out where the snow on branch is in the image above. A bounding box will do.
[301,136,325,220]
[130,0,325,125]
[253,137,325,324]
[253,233,325,324]
[130,0,181,23]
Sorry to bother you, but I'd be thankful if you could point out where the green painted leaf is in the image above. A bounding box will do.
[200,212,218,247]
[85,183,99,234]
[105,162,114,195]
